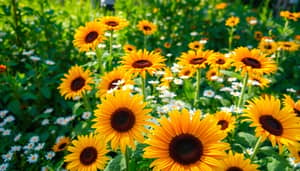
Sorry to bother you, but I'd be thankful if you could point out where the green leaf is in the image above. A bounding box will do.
[267,157,289,171]
[104,154,124,171]
[41,86,51,99]
[237,132,256,146]
[7,99,21,115]
[220,70,243,80]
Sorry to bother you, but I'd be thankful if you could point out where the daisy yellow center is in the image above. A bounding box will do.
[58,142,67,150]
[241,57,261,68]
[143,26,151,31]
[85,31,99,43]
[106,21,119,27]
[217,120,229,130]
[259,115,283,136]
[71,77,85,91]
[169,134,203,165]
[226,167,243,171]
[80,147,98,166]
[108,79,121,90]
[111,107,135,132]
[132,60,153,68]
[190,57,206,65]
[216,59,226,64]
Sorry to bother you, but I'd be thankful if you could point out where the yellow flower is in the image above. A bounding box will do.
[278,41,299,52]
[207,52,232,70]
[188,41,203,50]
[283,94,300,117]
[248,74,270,88]
[206,111,236,134]
[144,109,229,171]
[137,20,157,35]
[52,137,71,152]
[58,65,93,100]
[98,16,129,31]
[258,38,277,54]
[243,95,300,153]
[73,21,106,52]
[216,152,259,171]
[254,31,263,41]
[215,3,227,10]
[280,11,298,21]
[225,16,240,27]
[246,16,258,26]
[178,49,214,69]
[123,44,136,53]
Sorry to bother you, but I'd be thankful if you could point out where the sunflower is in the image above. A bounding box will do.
[160,67,173,88]
[120,49,166,78]
[280,11,298,21]
[216,152,259,171]
[98,16,128,31]
[144,109,229,171]
[73,21,106,52]
[248,74,270,88]
[53,137,71,152]
[258,38,277,55]
[188,41,203,50]
[208,52,232,70]
[254,31,263,41]
[137,20,157,35]
[154,48,163,54]
[58,65,93,100]
[178,49,214,69]
[231,47,277,76]
[92,90,152,153]
[164,42,171,48]
[206,111,236,134]
[123,44,136,53]
[178,67,196,78]
[243,95,300,152]
[64,134,109,171]
[288,143,300,163]
[206,68,222,81]
[215,2,227,10]
[283,95,300,117]
[96,68,134,97]
[278,41,299,52]
[225,16,240,27]
[246,16,258,26]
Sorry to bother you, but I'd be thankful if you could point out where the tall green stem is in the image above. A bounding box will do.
[143,35,147,50]
[228,27,234,50]
[124,147,130,171]
[237,73,249,109]
[250,136,262,160]
[108,30,113,71]
[141,75,146,100]
[96,48,103,74]
[194,69,201,106]
[83,95,92,112]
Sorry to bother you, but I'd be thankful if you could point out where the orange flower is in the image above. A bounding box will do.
[0,64,6,73]
[225,16,240,27]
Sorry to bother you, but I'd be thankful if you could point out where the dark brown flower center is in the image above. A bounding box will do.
[217,120,229,130]
[106,21,119,27]
[264,45,272,50]
[226,167,243,171]
[143,26,151,31]
[194,45,199,48]
[216,59,225,64]
[80,147,98,166]
[284,44,291,48]
[71,77,85,91]
[293,108,300,117]
[169,134,203,165]
[259,115,283,136]
[298,151,300,157]
[241,57,261,68]
[184,70,191,76]
[132,60,152,68]
[111,107,135,132]
[85,31,98,43]
[108,79,121,90]
[190,57,206,65]
[58,143,67,150]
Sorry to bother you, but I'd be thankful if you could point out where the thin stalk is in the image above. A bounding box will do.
[96,48,103,74]
[237,73,249,109]
[108,30,113,71]
[250,136,262,160]
[144,35,147,50]
[83,95,92,112]
[193,69,201,106]
[141,75,146,100]
[228,27,234,50]
[124,147,130,171]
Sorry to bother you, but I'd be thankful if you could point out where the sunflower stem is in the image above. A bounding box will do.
[141,75,146,100]
[108,30,113,71]
[193,69,201,107]
[237,73,248,110]
[228,27,234,50]
[124,147,130,171]
[250,136,262,161]
[96,48,103,74]
[144,35,147,50]
[82,95,92,112]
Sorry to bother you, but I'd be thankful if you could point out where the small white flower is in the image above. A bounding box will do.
[203,90,215,98]
[14,134,21,142]
[190,32,198,36]
[220,87,233,92]
[176,42,182,46]
[29,56,41,61]
[228,77,237,82]
[287,88,296,93]
[97,43,106,49]
[4,116,15,123]
[45,60,55,65]
[199,39,208,44]
[166,53,172,57]
[2,130,11,136]
[43,108,54,114]
[230,91,241,97]
[173,78,183,85]
[153,71,165,76]
[45,151,55,160]
[249,19,257,25]
[27,154,39,163]
[160,36,165,40]
[10,146,21,152]
[216,78,224,83]
[159,90,176,98]
[122,84,134,90]
[0,163,8,171]
[24,143,35,150]
[171,64,182,73]
[211,75,219,81]
[156,86,168,91]
[35,143,45,151]
[0,110,8,118]
[41,119,49,126]
[41,166,49,171]
[214,95,223,100]
[30,136,39,143]
[85,51,96,56]
[148,80,159,85]
[245,148,254,155]
[112,44,121,49]
[82,112,91,120]
[22,50,35,56]
[146,96,155,100]
[2,152,13,162]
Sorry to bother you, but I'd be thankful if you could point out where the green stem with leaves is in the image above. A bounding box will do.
[237,73,249,109]
[250,136,262,160]
[194,69,201,106]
